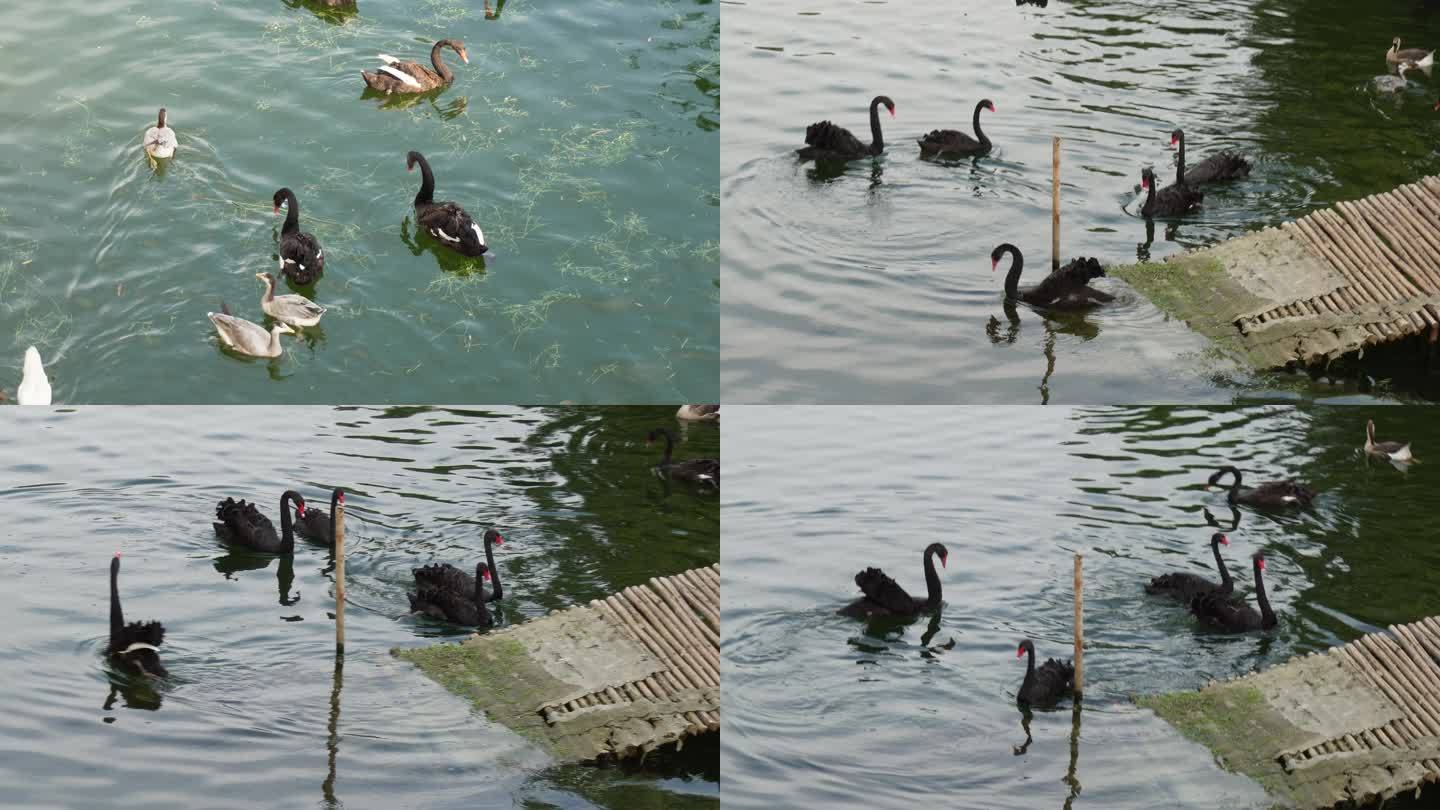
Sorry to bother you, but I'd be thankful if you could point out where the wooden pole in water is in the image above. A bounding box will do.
[335,492,346,653]
[1073,552,1084,696]
[1052,136,1062,272]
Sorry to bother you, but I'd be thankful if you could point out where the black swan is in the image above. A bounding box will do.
[1145,532,1234,602]
[1016,639,1073,708]
[273,188,324,285]
[410,561,493,626]
[918,99,995,158]
[362,39,468,94]
[295,488,344,544]
[213,491,301,553]
[838,542,948,618]
[1171,129,1250,186]
[1365,419,1414,462]
[109,553,167,678]
[991,244,1114,310]
[647,428,719,487]
[1139,167,1203,218]
[1207,466,1314,507]
[796,95,896,161]
[406,151,488,257]
[1189,553,1277,632]
[1387,37,1435,69]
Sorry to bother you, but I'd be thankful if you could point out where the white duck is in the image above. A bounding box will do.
[143,108,177,161]
[208,312,294,358]
[256,272,326,328]
[17,346,51,405]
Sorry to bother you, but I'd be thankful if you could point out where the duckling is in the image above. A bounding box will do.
[1364,419,1414,463]
[208,312,295,358]
[256,272,326,328]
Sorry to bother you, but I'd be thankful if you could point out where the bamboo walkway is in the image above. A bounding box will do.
[1112,176,1440,369]
[396,565,719,764]
[1139,616,1440,809]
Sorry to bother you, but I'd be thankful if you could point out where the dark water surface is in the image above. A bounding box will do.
[0,0,717,404]
[0,406,718,809]
[721,0,1440,403]
[721,405,1440,809]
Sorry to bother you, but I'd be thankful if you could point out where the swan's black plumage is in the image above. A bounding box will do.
[918,99,994,157]
[273,188,324,285]
[410,561,492,626]
[1189,554,1277,632]
[838,542,948,618]
[407,151,487,257]
[1171,129,1250,186]
[295,488,343,544]
[213,491,299,554]
[1146,532,1234,602]
[797,95,895,161]
[109,554,167,678]
[991,244,1114,310]
[1140,167,1203,218]
[1207,466,1314,508]
[1017,639,1073,708]
[647,428,719,487]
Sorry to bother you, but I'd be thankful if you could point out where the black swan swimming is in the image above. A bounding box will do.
[838,542,948,618]
[647,428,719,487]
[361,39,468,94]
[213,491,302,553]
[407,151,488,257]
[1364,419,1414,462]
[410,561,493,626]
[478,527,505,602]
[918,99,995,157]
[294,488,344,544]
[1146,532,1234,602]
[796,95,896,161]
[1139,167,1203,218]
[1207,466,1314,507]
[273,188,324,285]
[109,553,167,678]
[1170,129,1250,186]
[990,244,1114,310]
[1189,553,1277,632]
[1016,639,1073,708]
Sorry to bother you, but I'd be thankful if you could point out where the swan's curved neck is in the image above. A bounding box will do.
[1022,644,1036,688]
[280,191,300,236]
[868,99,885,154]
[157,109,167,129]
[1211,539,1232,588]
[656,429,675,465]
[1143,177,1157,213]
[1254,559,1275,628]
[1003,247,1023,300]
[1222,467,1243,503]
[109,559,124,648]
[432,41,454,84]
[922,547,943,606]
[973,103,990,148]
[473,565,491,621]
[484,532,502,601]
[413,156,435,207]
[1174,134,1186,187]
[278,491,299,553]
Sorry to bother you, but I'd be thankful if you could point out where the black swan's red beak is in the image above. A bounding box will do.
[990,259,998,271]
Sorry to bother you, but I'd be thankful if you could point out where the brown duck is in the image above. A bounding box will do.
[361,39,468,95]
[1387,37,1434,69]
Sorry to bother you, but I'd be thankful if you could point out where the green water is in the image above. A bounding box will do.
[0,405,718,808]
[0,0,717,404]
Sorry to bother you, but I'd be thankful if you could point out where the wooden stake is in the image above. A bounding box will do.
[1052,136,1062,272]
[335,492,346,653]
[1073,552,1084,696]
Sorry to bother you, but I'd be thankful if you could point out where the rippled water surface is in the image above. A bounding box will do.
[721,0,1440,403]
[0,0,717,403]
[0,406,718,808]
[722,405,1440,808]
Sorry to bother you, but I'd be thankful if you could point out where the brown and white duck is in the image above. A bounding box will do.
[1364,419,1414,463]
[361,39,468,95]
[1387,37,1434,69]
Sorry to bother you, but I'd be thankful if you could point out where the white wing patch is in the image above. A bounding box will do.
[1281,495,1297,503]
[377,54,400,64]
[377,65,423,88]
[432,227,461,243]
[316,249,323,259]
[119,642,160,654]
[471,223,486,245]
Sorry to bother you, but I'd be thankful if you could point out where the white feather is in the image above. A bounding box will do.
[377,65,423,88]
[298,263,306,271]
[471,223,485,245]
[1281,495,1297,503]
[433,227,461,243]
[119,642,160,654]
[377,53,400,64]
[1390,444,1414,462]
[17,346,51,405]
